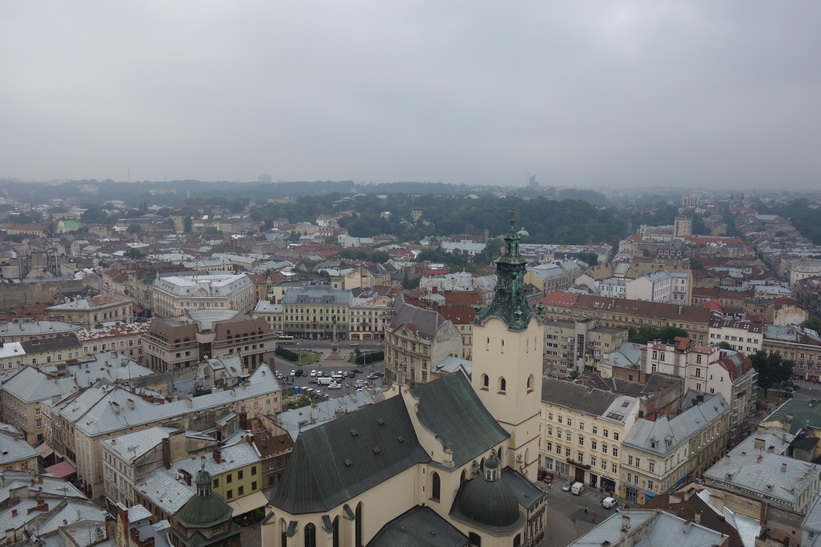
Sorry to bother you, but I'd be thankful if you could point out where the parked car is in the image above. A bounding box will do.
[543,472,554,484]
[367,373,380,380]
[571,482,585,495]
[310,370,317,377]
[562,482,572,492]
[352,369,363,374]
[328,382,342,390]
[602,497,618,509]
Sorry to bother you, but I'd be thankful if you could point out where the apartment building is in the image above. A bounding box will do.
[76,321,149,363]
[642,340,756,440]
[708,317,765,355]
[620,393,731,505]
[280,283,351,339]
[541,292,711,344]
[544,319,629,377]
[541,378,640,494]
[348,289,392,341]
[46,295,134,328]
[384,294,462,386]
[42,363,281,498]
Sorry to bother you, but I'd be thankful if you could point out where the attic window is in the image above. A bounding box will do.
[372,446,381,454]
[350,429,359,437]
[621,401,629,407]
[344,459,353,467]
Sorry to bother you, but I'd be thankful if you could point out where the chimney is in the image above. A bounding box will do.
[310,403,318,423]
[781,463,788,473]
[694,512,701,524]
[724,454,730,464]
[213,449,222,464]
[683,519,692,533]
[620,515,631,539]
[162,437,171,469]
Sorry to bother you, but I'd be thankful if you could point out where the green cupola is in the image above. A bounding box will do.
[474,210,536,330]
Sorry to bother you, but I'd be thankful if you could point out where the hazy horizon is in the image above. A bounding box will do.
[3,2,821,189]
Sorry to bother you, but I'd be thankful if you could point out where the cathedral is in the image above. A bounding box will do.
[262,213,548,546]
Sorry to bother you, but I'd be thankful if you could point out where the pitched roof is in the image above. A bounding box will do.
[269,394,429,514]
[269,373,508,514]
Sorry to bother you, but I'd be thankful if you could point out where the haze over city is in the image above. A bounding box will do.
[2,1,820,189]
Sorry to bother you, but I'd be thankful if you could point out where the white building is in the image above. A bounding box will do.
[150,273,255,318]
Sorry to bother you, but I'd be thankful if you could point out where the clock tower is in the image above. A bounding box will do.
[472,210,544,479]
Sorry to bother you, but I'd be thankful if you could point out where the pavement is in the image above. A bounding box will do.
[537,480,622,546]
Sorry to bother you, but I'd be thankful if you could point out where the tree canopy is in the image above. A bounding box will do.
[750,350,794,397]
[628,326,689,345]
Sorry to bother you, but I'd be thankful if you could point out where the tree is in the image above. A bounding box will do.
[718,341,732,350]
[750,350,795,398]
[127,224,143,234]
[183,216,193,233]
[803,316,821,334]
[628,326,688,345]
[124,248,145,260]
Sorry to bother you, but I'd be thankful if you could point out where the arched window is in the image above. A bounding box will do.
[481,373,489,389]
[469,532,482,546]
[332,516,340,547]
[279,518,288,547]
[527,374,534,391]
[514,533,522,547]
[499,377,507,392]
[460,469,466,482]
[304,523,317,547]
[431,472,441,501]
[355,502,364,547]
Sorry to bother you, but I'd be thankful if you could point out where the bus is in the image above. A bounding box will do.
[277,335,295,344]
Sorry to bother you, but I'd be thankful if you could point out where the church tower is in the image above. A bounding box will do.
[472,210,544,480]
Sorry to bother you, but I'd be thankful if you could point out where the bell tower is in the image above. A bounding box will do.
[472,210,544,479]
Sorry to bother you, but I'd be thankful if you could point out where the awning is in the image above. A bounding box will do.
[228,491,268,515]
[35,443,54,458]
[45,460,76,478]
[133,305,144,313]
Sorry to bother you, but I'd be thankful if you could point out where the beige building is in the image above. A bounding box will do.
[385,294,463,386]
[46,295,134,328]
[77,321,149,363]
[621,393,731,505]
[0,366,78,444]
[143,311,275,373]
[281,283,351,340]
[541,379,639,494]
[348,289,392,341]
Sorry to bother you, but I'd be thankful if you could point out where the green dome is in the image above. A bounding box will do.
[175,470,233,529]
[458,477,519,527]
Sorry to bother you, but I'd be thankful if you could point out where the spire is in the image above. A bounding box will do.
[474,209,536,330]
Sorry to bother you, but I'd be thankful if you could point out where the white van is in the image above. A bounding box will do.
[571,482,585,495]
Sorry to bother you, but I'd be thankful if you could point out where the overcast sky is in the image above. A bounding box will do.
[2,1,820,190]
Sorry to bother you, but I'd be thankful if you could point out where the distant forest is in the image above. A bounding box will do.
[11,178,820,245]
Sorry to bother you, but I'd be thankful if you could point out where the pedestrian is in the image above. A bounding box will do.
[584,505,588,513]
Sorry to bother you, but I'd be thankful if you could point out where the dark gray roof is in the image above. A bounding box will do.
[390,295,447,339]
[413,372,510,468]
[500,467,547,510]
[368,505,470,547]
[541,378,617,415]
[268,395,430,514]
[268,372,508,515]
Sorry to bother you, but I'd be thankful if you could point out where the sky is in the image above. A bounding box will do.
[2,1,820,190]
